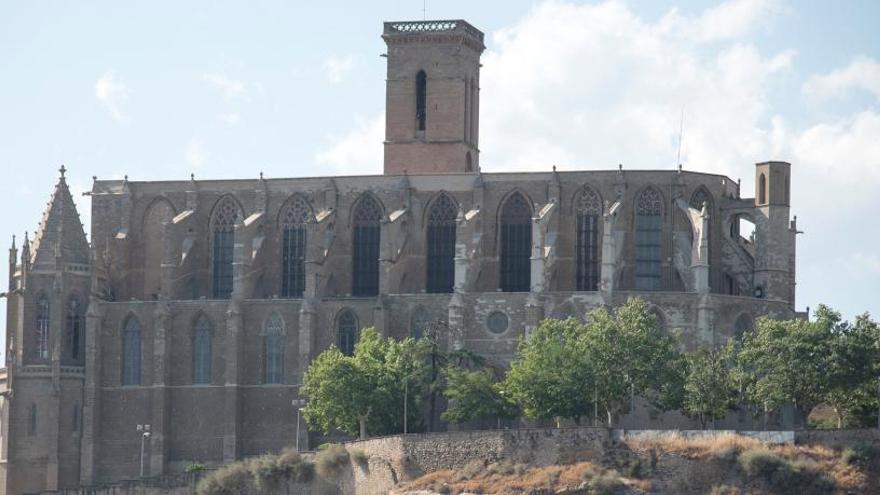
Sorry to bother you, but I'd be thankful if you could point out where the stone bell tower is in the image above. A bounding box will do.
[382,20,485,175]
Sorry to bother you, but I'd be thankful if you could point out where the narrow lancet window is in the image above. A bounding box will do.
[337,310,358,356]
[66,295,84,361]
[35,294,50,360]
[122,317,142,386]
[264,313,284,384]
[416,70,427,131]
[500,192,532,292]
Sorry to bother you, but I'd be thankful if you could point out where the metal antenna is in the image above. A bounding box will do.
[423,0,427,20]
[676,106,684,168]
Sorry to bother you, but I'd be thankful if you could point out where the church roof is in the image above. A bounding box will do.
[29,166,90,266]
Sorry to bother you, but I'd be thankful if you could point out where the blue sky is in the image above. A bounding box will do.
[1,0,878,364]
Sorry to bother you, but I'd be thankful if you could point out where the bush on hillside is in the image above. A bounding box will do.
[315,444,351,478]
[587,473,626,495]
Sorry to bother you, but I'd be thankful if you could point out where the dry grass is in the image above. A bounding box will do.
[397,461,634,494]
[625,431,764,459]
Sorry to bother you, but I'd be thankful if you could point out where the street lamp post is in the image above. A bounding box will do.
[137,424,151,478]
[292,399,306,451]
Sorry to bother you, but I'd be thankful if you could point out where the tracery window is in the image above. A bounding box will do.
[122,317,142,386]
[575,186,602,291]
[426,193,457,293]
[352,195,382,297]
[635,188,663,291]
[500,192,532,292]
[280,196,311,298]
[411,307,431,340]
[264,313,284,384]
[193,315,212,385]
[66,295,84,361]
[212,196,241,299]
[416,70,427,131]
[337,309,359,356]
[35,294,50,360]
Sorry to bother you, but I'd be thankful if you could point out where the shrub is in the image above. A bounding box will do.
[738,449,789,479]
[841,444,878,465]
[350,448,369,466]
[185,461,206,474]
[197,461,251,495]
[708,485,742,495]
[454,459,487,481]
[587,474,626,495]
[315,444,351,478]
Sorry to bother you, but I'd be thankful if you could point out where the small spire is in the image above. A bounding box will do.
[59,164,67,180]
[191,173,195,181]
[552,165,556,172]
[123,174,129,183]
[11,234,16,250]
[259,171,264,181]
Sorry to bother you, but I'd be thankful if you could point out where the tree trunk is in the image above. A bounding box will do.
[606,409,613,428]
[555,417,562,429]
[359,417,367,440]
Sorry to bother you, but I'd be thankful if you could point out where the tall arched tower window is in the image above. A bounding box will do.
[352,195,382,297]
[575,186,602,291]
[122,317,142,386]
[211,196,241,299]
[426,193,457,293]
[264,313,284,384]
[500,192,532,292]
[35,294,50,360]
[280,196,311,298]
[416,70,427,131]
[635,187,663,291]
[65,295,84,361]
[337,309,359,356]
[193,315,212,385]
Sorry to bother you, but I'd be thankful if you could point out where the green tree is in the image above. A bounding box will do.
[502,318,595,426]
[301,327,429,439]
[736,306,879,428]
[441,366,517,425]
[583,298,684,426]
[682,343,737,429]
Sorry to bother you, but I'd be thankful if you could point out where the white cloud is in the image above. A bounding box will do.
[202,73,246,99]
[802,55,880,100]
[185,139,207,169]
[95,72,131,121]
[323,55,356,84]
[789,110,880,187]
[220,112,241,125]
[315,114,383,174]
[838,252,880,275]
[478,0,792,176]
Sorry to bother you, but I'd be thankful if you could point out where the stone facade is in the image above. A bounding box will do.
[0,19,800,494]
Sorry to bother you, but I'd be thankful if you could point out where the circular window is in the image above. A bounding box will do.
[486,311,509,334]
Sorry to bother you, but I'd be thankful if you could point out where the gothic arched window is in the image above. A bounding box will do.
[29,404,37,436]
[635,187,663,291]
[211,196,241,299]
[352,195,382,297]
[66,295,84,361]
[500,192,532,292]
[264,313,284,384]
[575,186,602,291]
[426,193,457,293]
[280,195,311,298]
[337,309,359,356]
[35,294,50,360]
[416,70,427,131]
[411,307,431,340]
[193,315,212,385]
[122,317,142,386]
